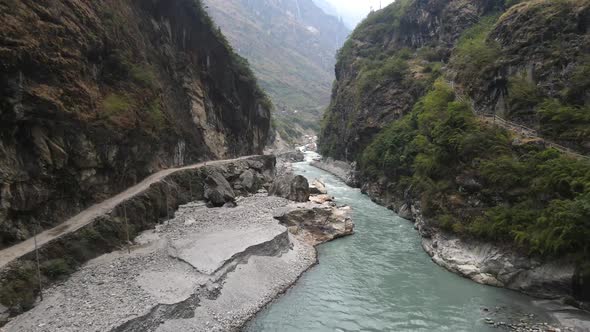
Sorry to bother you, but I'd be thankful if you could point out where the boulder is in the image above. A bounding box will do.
[309,194,333,204]
[277,150,305,162]
[204,171,235,207]
[309,179,327,195]
[269,174,309,202]
[274,204,354,245]
[239,170,259,193]
[397,203,413,220]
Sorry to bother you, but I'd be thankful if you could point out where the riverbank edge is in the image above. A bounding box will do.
[310,159,589,312]
[0,155,277,325]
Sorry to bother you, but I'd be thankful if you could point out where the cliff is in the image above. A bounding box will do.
[204,0,349,144]
[0,0,271,247]
[319,0,590,304]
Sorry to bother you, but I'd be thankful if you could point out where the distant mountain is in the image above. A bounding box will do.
[204,0,349,144]
[311,0,339,17]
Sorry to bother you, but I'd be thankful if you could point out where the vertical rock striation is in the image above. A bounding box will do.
[0,0,271,247]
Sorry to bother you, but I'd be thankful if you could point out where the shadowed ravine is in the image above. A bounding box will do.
[246,154,559,332]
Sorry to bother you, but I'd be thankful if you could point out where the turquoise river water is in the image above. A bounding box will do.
[246,154,558,332]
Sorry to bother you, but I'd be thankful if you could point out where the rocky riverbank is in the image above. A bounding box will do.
[310,157,590,331]
[310,158,358,187]
[3,158,354,332]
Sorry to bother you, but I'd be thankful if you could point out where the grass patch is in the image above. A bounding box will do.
[102,93,132,116]
[130,65,158,88]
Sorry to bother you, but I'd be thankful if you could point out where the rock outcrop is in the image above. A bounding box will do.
[319,0,503,161]
[274,204,354,246]
[268,174,310,202]
[0,0,271,248]
[310,158,358,187]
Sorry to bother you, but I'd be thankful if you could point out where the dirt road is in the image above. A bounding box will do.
[0,156,257,269]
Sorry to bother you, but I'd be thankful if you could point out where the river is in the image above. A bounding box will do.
[246,153,556,331]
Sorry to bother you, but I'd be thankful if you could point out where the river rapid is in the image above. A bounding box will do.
[246,153,558,332]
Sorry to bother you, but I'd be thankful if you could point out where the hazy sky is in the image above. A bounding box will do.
[324,0,396,27]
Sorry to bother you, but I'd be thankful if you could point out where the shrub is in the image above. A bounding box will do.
[102,93,132,116]
[147,99,167,130]
[451,15,501,88]
[130,65,158,88]
[507,74,541,118]
[538,99,590,142]
[563,56,590,105]
[41,259,74,279]
[357,56,409,94]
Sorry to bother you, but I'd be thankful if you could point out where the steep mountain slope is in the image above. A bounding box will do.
[204,0,349,143]
[319,0,590,303]
[0,0,271,247]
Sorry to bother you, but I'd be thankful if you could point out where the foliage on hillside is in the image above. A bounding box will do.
[336,0,414,68]
[98,0,271,134]
[360,80,590,258]
[449,0,590,150]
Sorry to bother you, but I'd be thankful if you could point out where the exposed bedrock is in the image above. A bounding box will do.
[362,180,589,308]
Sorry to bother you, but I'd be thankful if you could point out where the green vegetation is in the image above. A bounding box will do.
[507,73,542,118]
[102,93,133,116]
[359,80,590,258]
[357,56,409,94]
[539,99,590,142]
[563,56,590,105]
[337,0,414,67]
[41,259,74,279]
[0,263,37,312]
[147,99,167,130]
[130,65,158,88]
[450,15,501,88]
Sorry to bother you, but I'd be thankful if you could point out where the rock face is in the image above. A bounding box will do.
[268,174,310,202]
[204,171,236,207]
[416,210,576,299]
[310,158,358,187]
[0,0,271,248]
[319,0,502,161]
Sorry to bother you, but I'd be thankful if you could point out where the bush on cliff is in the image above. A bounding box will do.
[450,15,500,89]
[359,80,590,258]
